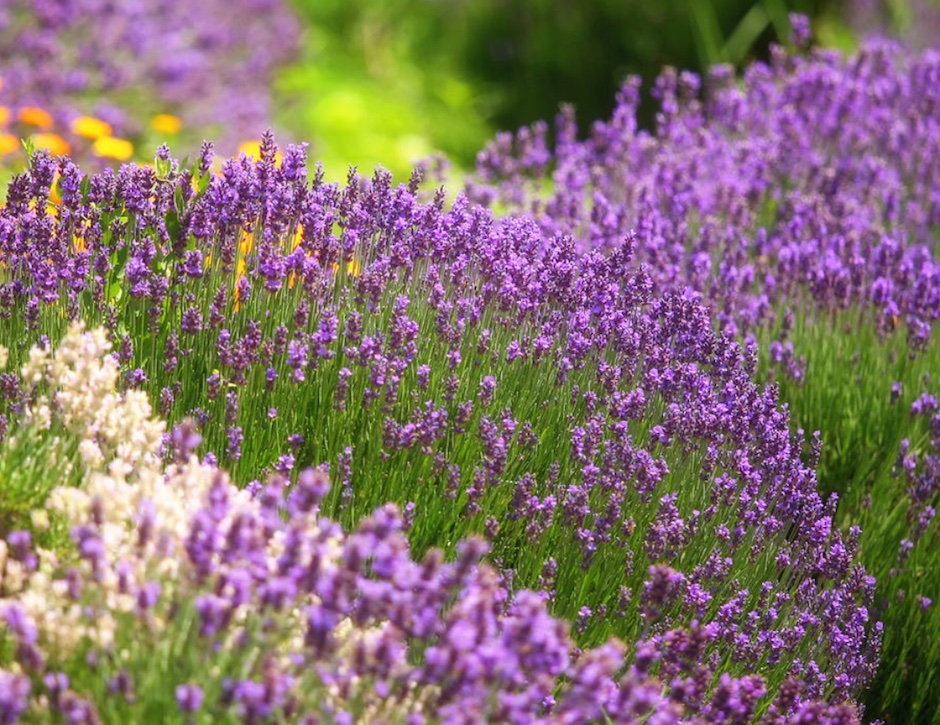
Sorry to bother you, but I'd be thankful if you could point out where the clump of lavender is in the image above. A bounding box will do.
[467,21,940,351]
[464,15,940,721]
[0,324,865,722]
[0,0,300,153]
[0,139,881,714]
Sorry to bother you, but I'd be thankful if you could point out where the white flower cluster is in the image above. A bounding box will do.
[20,323,164,473]
[0,324,341,659]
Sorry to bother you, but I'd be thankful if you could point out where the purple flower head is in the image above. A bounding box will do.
[911,392,939,417]
[168,418,202,463]
[175,684,203,713]
[640,565,686,621]
[478,375,497,407]
[789,13,812,47]
[6,531,37,572]
[136,581,161,612]
[288,467,331,516]
[0,671,31,724]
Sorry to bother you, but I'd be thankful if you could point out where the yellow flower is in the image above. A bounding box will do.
[287,225,306,289]
[0,133,18,156]
[92,136,134,161]
[237,140,261,159]
[0,106,10,127]
[237,139,283,165]
[68,220,90,253]
[151,113,182,135]
[70,115,112,140]
[30,133,71,156]
[49,171,62,205]
[239,229,254,257]
[19,106,54,129]
[233,260,247,312]
[331,257,362,277]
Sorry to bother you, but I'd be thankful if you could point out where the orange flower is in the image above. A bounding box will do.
[0,106,10,127]
[70,115,112,140]
[92,136,134,161]
[18,106,54,129]
[30,133,71,156]
[0,133,18,156]
[151,113,182,134]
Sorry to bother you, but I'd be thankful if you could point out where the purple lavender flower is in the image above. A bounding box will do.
[0,671,30,724]
[175,684,203,713]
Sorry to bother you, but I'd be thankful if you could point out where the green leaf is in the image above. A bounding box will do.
[722,5,771,64]
[20,137,35,165]
[154,154,173,182]
[105,278,124,303]
[689,1,724,68]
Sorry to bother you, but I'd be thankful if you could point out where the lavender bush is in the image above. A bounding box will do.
[466,28,940,344]
[464,17,940,721]
[0,0,300,155]
[0,324,863,722]
[0,136,881,718]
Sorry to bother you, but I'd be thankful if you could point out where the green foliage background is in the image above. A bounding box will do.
[277,0,863,180]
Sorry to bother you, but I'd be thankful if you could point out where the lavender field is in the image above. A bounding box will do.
[0,3,938,723]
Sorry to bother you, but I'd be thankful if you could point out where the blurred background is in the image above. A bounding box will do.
[280,0,938,177]
[0,0,938,180]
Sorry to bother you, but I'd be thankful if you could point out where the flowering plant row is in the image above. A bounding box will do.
[0,323,866,722]
[0,12,937,723]
[0,130,881,720]
[465,17,940,721]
